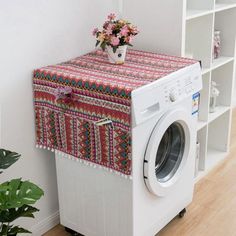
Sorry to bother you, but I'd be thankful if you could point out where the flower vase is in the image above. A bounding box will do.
[106,45,127,64]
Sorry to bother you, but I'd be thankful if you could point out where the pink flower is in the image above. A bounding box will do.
[55,87,72,100]
[107,13,116,21]
[110,36,120,46]
[126,36,133,44]
[120,25,129,36]
[103,21,109,29]
[131,26,139,35]
[106,23,113,35]
[92,28,99,36]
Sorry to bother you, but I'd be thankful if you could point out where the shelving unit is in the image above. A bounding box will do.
[123,0,236,181]
[211,56,234,69]
[186,0,214,20]
[185,2,236,180]
[188,2,236,180]
[186,9,214,20]
[215,3,236,12]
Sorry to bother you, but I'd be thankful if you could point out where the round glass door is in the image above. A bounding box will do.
[144,109,193,196]
[155,122,185,183]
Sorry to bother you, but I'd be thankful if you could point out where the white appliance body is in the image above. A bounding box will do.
[55,63,202,236]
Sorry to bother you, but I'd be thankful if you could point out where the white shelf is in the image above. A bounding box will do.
[208,106,230,123]
[211,56,234,70]
[185,14,214,69]
[215,3,236,12]
[197,120,207,130]
[206,148,228,170]
[195,148,228,182]
[195,170,207,182]
[186,9,213,20]
[202,67,211,75]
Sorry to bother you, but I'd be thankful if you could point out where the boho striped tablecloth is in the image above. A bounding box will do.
[33,49,197,178]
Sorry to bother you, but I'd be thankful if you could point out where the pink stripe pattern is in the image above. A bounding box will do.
[33,49,198,177]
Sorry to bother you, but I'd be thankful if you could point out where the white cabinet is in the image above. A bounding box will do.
[123,0,236,181]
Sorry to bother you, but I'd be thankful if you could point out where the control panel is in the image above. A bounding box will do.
[163,75,196,104]
[132,63,202,126]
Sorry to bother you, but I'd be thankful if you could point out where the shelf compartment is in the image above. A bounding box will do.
[203,110,231,180]
[194,170,206,182]
[214,8,236,57]
[187,0,214,19]
[198,72,211,123]
[208,110,231,152]
[186,9,213,20]
[197,120,207,130]
[215,3,236,12]
[205,148,228,170]
[208,105,230,123]
[195,126,208,178]
[186,0,214,20]
[202,67,211,75]
[185,15,214,69]
[211,61,235,107]
[211,56,234,70]
[195,148,228,182]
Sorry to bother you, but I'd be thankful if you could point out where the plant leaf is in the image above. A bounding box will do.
[95,40,100,47]
[0,149,20,173]
[100,41,106,51]
[8,225,31,234]
[0,204,39,222]
[0,224,8,235]
[0,179,44,210]
[112,47,117,53]
[0,185,11,192]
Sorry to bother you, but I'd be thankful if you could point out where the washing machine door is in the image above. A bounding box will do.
[144,108,193,197]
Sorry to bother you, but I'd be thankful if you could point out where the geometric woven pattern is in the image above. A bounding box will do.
[33,49,197,176]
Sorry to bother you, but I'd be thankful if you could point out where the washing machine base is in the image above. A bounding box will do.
[178,208,187,218]
[63,208,187,236]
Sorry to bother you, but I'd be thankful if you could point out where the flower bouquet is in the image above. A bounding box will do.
[92,13,139,64]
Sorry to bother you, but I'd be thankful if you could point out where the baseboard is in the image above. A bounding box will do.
[31,211,60,236]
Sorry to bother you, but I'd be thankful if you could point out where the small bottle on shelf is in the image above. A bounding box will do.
[213,30,221,60]
[209,81,220,113]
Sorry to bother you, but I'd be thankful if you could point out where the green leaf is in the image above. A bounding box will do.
[0,149,20,173]
[0,179,44,210]
[0,224,31,235]
[7,225,31,235]
[95,40,100,47]
[0,224,8,235]
[100,41,106,51]
[112,47,118,53]
[0,204,39,222]
[0,185,10,193]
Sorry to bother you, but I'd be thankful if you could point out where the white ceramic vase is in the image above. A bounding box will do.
[106,45,127,64]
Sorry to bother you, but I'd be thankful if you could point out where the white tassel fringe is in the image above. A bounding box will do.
[36,145,132,180]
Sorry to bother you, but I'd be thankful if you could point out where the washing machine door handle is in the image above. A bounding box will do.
[144,108,195,197]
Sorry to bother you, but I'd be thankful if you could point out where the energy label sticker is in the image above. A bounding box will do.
[192,92,200,115]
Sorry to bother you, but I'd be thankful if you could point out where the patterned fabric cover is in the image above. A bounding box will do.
[33,49,197,178]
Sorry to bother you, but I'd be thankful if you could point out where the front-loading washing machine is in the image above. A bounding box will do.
[55,62,202,236]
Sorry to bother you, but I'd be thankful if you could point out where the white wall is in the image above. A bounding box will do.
[0,1,119,234]
[123,0,185,56]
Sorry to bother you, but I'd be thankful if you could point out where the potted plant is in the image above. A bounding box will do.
[0,149,44,235]
[92,13,139,64]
